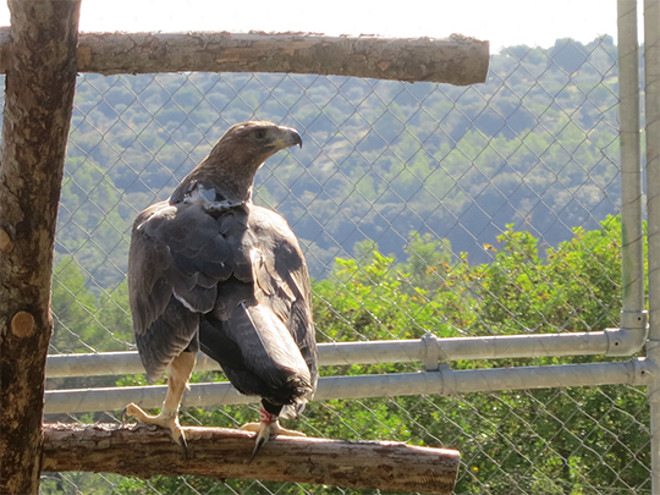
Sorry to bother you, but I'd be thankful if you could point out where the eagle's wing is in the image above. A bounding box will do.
[198,205,318,411]
[249,206,318,390]
[128,199,243,379]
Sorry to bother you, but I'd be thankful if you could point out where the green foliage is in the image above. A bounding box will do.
[51,256,98,353]
[57,158,131,289]
[479,217,621,334]
[399,231,453,294]
[50,258,132,354]
[307,218,646,494]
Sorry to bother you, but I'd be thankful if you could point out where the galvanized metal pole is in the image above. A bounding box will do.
[43,358,650,414]
[643,1,660,493]
[44,329,633,379]
[619,0,647,335]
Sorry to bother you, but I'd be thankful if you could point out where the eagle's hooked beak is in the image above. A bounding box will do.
[284,127,303,149]
[265,126,302,152]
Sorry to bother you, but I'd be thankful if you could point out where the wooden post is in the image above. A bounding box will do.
[0,1,80,493]
[0,29,489,85]
[42,423,460,495]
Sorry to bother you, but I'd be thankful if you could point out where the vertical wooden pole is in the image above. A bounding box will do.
[0,1,80,493]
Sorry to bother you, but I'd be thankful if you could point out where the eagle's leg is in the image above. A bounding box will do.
[123,351,196,448]
[240,401,306,460]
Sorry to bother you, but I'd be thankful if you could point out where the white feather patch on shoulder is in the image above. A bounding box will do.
[172,289,199,313]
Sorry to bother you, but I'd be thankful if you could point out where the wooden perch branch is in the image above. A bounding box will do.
[0,28,489,84]
[42,423,460,495]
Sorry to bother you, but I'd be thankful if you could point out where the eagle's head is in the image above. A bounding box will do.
[179,121,303,203]
[212,120,302,170]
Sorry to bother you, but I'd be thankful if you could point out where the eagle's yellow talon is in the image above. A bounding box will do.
[122,401,187,448]
[242,406,307,462]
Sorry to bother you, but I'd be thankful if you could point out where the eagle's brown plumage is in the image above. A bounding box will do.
[124,121,318,455]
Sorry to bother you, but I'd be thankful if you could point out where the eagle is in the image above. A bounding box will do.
[123,121,318,456]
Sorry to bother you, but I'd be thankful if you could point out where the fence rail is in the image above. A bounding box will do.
[45,326,644,380]
[44,356,651,415]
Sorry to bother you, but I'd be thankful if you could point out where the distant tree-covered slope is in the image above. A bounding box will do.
[49,36,622,285]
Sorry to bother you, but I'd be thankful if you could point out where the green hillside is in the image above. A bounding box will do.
[6,36,623,286]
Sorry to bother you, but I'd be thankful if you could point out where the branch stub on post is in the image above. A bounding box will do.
[10,311,35,338]
[0,229,13,253]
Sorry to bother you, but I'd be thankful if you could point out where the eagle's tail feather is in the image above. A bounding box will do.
[200,300,312,408]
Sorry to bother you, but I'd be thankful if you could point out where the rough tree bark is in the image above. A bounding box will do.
[0,1,80,494]
[42,423,460,495]
[0,29,489,84]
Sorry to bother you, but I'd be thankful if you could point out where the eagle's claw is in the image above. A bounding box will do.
[241,418,306,462]
[121,401,187,451]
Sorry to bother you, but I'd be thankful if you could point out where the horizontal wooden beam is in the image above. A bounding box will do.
[0,28,489,84]
[42,423,460,494]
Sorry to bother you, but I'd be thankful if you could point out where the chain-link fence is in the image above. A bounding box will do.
[30,27,652,495]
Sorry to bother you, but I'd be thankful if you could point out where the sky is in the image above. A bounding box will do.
[0,1,626,52]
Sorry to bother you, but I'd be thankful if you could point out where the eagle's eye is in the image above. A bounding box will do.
[254,128,267,140]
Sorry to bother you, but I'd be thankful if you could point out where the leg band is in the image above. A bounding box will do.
[259,406,277,424]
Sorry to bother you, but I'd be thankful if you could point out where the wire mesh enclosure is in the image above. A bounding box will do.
[13,20,649,495]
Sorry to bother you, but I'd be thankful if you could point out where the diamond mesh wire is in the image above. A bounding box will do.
[23,34,651,494]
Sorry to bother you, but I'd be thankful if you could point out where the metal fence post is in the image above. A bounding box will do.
[619,0,647,338]
[644,1,660,493]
